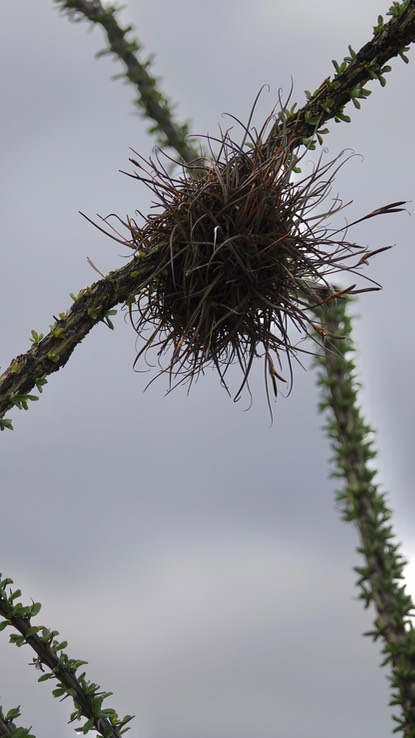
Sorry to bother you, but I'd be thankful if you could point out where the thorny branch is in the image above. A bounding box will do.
[314,295,415,735]
[267,0,415,149]
[1,1,414,425]
[0,578,132,738]
[55,0,199,162]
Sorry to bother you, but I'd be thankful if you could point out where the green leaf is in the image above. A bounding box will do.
[30,329,44,343]
[87,306,102,320]
[25,626,41,637]
[30,602,42,616]
[35,375,48,393]
[10,727,30,738]
[52,686,66,698]
[5,707,21,721]
[334,109,351,123]
[9,634,25,647]
[81,718,95,734]
[70,290,85,301]
[0,419,13,431]
[38,673,53,682]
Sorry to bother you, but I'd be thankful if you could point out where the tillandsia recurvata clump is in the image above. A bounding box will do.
[96,95,404,407]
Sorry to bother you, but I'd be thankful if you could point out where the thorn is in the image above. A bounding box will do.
[87,257,106,278]
[320,285,356,304]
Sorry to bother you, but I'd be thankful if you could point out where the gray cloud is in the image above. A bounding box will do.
[0,1,414,737]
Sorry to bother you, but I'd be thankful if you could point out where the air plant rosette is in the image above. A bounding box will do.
[100,100,404,406]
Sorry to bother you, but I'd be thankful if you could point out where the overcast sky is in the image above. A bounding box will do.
[1,2,414,737]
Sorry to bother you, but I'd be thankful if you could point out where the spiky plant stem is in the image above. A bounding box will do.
[266,0,415,152]
[0,250,159,423]
[2,2,415,424]
[313,294,415,736]
[0,574,133,738]
[54,0,199,162]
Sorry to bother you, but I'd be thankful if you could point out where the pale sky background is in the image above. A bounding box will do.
[1,2,414,737]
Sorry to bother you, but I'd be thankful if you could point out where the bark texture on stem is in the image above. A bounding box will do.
[0,252,156,421]
[267,0,415,150]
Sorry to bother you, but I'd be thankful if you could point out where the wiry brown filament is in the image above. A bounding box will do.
[97,104,404,408]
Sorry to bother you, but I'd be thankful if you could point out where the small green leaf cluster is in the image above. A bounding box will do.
[374,3,411,59]
[331,44,391,106]
[68,694,133,737]
[302,75,351,148]
[387,0,412,19]
[4,357,48,420]
[349,83,372,109]
[0,704,36,738]
[365,59,393,87]
[301,119,330,148]
[87,305,117,329]
[35,376,47,394]
[69,289,86,302]
[103,309,117,330]
[8,392,38,412]
[29,330,44,344]
[0,332,50,429]
[0,577,42,627]
[46,351,60,363]
[96,19,140,61]
[55,1,118,24]
[0,418,13,431]
[274,101,298,127]
[87,305,102,321]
